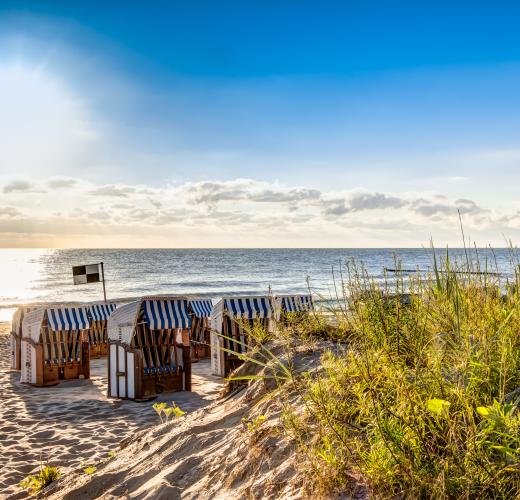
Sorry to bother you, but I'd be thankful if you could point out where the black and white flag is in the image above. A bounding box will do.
[72,263,102,285]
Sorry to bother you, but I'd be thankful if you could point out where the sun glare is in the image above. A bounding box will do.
[0,62,94,177]
[0,249,48,321]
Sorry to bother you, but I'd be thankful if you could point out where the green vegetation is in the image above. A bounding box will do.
[83,465,97,475]
[242,414,267,434]
[19,463,61,495]
[152,401,186,422]
[230,249,520,497]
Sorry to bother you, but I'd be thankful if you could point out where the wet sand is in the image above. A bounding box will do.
[0,323,222,498]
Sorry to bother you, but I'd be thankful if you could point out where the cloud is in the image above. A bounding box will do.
[111,203,134,210]
[455,198,482,214]
[184,180,253,205]
[411,198,482,217]
[48,178,78,189]
[348,192,407,211]
[250,188,321,203]
[3,180,35,194]
[183,179,323,209]
[321,192,407,217]
[89,185,137,197]
[0,206,21,218]
[149,199,163,209]
[0,175,516,247]
[322,199,349,216]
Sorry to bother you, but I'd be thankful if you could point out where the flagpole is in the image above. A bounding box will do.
[100,262,107,304]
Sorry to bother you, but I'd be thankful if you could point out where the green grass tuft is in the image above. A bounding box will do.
[19,463,61,495]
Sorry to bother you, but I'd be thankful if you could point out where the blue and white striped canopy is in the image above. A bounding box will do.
[89,303,117,322]
[224,297,273,319]
[189,299,213,318]
[280,295,313,313]
[46,307,90,332]
[143,299,191,330]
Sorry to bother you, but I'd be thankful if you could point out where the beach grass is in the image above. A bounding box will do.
[229,248,520,497]
[19,463,61,495]
[288,250,520,497]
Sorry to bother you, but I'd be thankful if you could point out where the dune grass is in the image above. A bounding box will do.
[226,248,520,497]
[277,251,520,497]
[19,462,61,495]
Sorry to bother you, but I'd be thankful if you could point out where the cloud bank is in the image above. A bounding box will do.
[0,176,516,248]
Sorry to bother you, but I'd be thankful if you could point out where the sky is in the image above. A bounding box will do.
[1,1,520,247]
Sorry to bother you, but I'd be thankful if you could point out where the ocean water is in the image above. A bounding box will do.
[0,248,518,322]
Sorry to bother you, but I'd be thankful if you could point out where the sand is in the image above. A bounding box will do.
[43,344,324,500]
[0,323,223,499]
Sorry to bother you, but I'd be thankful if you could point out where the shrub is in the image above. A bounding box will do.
[280,251,520,497]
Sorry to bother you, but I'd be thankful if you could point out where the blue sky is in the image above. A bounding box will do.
[1,1,520,247]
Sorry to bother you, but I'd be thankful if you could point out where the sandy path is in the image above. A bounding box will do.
[0,323,222,499]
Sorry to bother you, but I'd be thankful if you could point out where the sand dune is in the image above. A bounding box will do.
[43,347,318,499]
[0,324,222,498]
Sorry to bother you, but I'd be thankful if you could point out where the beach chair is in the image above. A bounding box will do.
[20,306,91,386]
[209,296,274,377]
[273,294,314,321]
[87,303,117,357]
[107,296,192,400]
[188,298,213,360]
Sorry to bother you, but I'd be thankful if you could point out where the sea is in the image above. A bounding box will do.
[1,248,518,322]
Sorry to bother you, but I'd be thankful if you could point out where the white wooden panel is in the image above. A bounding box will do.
[117,346,126,398]
[127,352,135,399]
[30,346,36,384]
[109,344,118,397]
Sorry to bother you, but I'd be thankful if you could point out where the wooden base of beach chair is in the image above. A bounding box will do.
[108,337,192,400]
[34,341,90,387]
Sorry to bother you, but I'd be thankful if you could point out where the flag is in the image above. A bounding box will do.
[72,263,102,285]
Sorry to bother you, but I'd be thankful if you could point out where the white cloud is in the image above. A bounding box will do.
[1,176,520,247]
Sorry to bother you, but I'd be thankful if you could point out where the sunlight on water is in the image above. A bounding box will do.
[0,249,49,321]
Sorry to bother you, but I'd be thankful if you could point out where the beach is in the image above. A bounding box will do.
[0,322,223,498]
